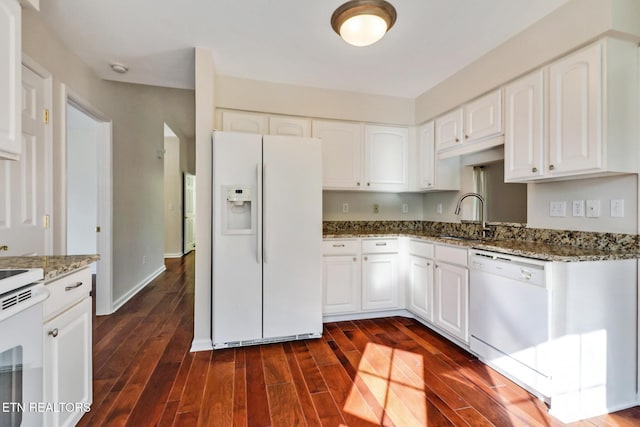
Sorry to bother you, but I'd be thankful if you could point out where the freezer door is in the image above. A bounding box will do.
[262,135,323,338]
[212,131,263,345]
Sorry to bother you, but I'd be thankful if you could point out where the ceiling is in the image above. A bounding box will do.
[38,0,570,98]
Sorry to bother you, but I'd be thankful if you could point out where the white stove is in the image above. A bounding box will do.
[0,268,44,295]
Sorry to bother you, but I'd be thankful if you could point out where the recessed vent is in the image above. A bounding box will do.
[1,289,33,311]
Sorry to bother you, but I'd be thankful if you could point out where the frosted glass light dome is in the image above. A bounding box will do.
[339,14,388,47]
[331,0,397,47]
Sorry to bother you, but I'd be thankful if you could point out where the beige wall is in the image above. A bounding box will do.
[22,9,195,308]
[216,75,415,126]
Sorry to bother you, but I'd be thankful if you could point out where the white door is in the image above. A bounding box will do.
[262,135,323,339]
[362,253,399,310]
[0,65,50,255]
[548,43,602,175]
[408,255,433,321]
[504,70,545,181]
[322,254,361,314]
[434,261,468,342]
[418,121,435,189]
[364,125,409,191]
[183,173,196,254]
[312,120,363,189]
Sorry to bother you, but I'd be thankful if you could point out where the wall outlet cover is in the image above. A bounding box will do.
[586,200,601,218]
[572,200,585,217]
[402,203,409,214]
[549,201,567,217]
[610,199,624,218]
[373,204,380,214]
[342,203,349,213]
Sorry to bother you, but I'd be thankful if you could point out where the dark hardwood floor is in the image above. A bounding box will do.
[80,252,640,426]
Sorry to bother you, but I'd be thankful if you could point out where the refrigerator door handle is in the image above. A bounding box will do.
[256,163,262,264]
[263,163,267,263]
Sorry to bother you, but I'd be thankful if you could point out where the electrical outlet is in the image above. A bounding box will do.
[373,204,379,214]
[586,200,601,218]
[549,201,566,217]
[342,203,349,213]
[572,200,585,217]
[402,203,409,214]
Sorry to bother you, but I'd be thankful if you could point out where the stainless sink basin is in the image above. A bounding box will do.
[437,235,479,242]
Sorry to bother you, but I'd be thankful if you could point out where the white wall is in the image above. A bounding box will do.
[22,9,195,308]
[163,136,182,257]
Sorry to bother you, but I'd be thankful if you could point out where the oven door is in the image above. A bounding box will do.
[0,289,47,427]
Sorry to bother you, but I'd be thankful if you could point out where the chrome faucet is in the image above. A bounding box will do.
[454,192,490,239]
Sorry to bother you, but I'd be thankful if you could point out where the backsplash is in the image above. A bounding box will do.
[323,220,640,252]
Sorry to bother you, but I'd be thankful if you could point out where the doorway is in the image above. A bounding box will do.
[64,87,113,315]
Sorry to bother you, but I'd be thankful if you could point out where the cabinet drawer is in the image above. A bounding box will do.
[44,267,92,321]
[323,239,360,255]
[435,245,468,267]
[409,240,434,258]
[362,238,399,254]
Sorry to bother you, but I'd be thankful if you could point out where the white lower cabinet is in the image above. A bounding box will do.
[433,261,468,343]
[43,267,93,427]
[323,253,361,314]
[407,255,433,321]
[362,252,399,310]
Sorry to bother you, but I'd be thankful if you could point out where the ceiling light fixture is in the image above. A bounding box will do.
[331,0,397,47]
[110,63,128,74]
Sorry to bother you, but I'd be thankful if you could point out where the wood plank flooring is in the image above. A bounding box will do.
[80,252,640,426]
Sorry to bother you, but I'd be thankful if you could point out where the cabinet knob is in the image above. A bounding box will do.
[465,134,469,139]
[549,164,555,170]
[48,328,59,338]
[532,167,538,173]
[366,182,370,187]
[427,262,431,266]
[427,182,432,187]
[353,257,357,262]
[455,138,460,143]
[0,245,7,251]
[364,256,368,261]
[357,182,361,186]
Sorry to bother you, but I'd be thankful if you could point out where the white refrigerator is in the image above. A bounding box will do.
[211,130,323,348]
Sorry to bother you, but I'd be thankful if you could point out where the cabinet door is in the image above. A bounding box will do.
[364,125,408,191]
[464,89,503,142]
[43,297,92,427]
[435,108,463,152]
[0,0,21,160]
[312,120,363,189]
[418,121,435,189]
[504,70,545,181]
[408,255,433,321]
[548,42,602,175]
[434,262,468,342]
[269,116,311,137]
[362,253,399,310]
[221,110,268,134]
[322,255,361,314]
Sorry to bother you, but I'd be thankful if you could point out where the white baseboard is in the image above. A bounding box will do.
[164,252,184,259]
[111,265,167,313]
[190,338,213,352]
[323,309,409,323]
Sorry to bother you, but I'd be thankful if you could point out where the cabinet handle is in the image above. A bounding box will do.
[549,164,555,170]
[375,242,387,246]
[48,328,59,338]
[65,282,83,291]
[332,244,345,248]
[532,167,538,173]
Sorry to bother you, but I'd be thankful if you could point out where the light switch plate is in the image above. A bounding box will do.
[572,200,585,217]
[611,199,624,217]
[549,201,567,217]
[586,200,601,218]
[437,203,443,214]
[342,203,349,213]
[402,203,409,214]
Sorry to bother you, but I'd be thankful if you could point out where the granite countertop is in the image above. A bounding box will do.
[323,234,640,262]
[0,255,100,281]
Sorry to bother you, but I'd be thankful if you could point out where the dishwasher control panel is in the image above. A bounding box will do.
[469,250,547,287]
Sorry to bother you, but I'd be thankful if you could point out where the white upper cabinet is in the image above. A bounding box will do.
[435,108,464,152]
[548,42,602,175]
[504,70,545,181]
[268,116,311,137]
[313,120,363,189]
[435,89,503,158]
[0,0,21,160]
[505,38,638,182]
[464,89,503,142]
[364,125,409,191]
[221,110,268,134]
[418,121,460,191]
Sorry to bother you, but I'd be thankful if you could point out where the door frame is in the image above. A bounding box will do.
[21,54,53,255]
[61,84,114,316]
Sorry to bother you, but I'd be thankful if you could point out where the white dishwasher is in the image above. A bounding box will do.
[469,249,553,399]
